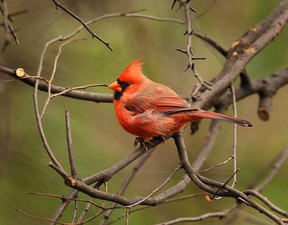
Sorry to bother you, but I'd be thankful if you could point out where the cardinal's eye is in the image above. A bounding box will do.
[117,79,131,90]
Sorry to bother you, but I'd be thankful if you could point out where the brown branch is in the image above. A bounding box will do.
[50,190,79,225]
[155,203,238,225]
[173,132,286,224]
[16,209,69,225]
[158,146,288,225]
[29,192,107,211]
[0,0,19,51]
[215,67,288,120]
[48,6,185,52]
[0,0,286,109]
[193,31,228,57]
[173,0,212,95]
[82,136,165,186]
[126,164,181,208]
[99,149,155,225]
[0,66,113,103]
[244,190,288,218]
[65,110,77,178]
[194,0,288,110]
[2,65,286,116]
[250,145,288,192]
[32,94,64,169]
[198,174,286,225]
[52,0,113,51]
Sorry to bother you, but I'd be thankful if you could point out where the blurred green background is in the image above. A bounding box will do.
[0,1,287,224]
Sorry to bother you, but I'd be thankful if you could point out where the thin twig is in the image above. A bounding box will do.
[52,0,113,51]
[251,145,288,192]
[0,0,19,50]
[33,94,63,169]
[244,190,288,218]
[230,84,237,187]
[175,132,285,224]
[51,83,108,99]
[29,192,106,210]
[126,164,182,209]
[210,168,239,200]
[99,149,155,225]
[193,31,227,57]
[72,198,78,224]
[125,208,130,225]
[65,110,77,178]
[106,193,207,225]
[16,209,69,225]
[50,190,79,225]
[195,0,218,20]
[199,156,233,173]
[41,38,84,118]
[155,203,238,225]
[77,181,110,224]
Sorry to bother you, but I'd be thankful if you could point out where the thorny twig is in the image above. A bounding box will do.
[0,0,22,50]
[172,0,212,97]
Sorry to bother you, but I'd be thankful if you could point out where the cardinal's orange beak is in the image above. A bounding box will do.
[108,81,122,92]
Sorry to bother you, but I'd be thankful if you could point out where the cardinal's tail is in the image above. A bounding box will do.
[194,110,253,127]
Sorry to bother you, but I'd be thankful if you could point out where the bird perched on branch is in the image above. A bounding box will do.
[108,59,252,145]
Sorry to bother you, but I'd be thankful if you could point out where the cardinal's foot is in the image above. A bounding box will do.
[134,137,148,151]
[159,135,166,143]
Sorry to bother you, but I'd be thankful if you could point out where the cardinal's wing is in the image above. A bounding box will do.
[124,82,196,114]
[155,96,192,112]
[125,94,196,114]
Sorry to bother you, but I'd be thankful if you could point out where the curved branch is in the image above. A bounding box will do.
[195,0,288,109]
[173,132,286,225]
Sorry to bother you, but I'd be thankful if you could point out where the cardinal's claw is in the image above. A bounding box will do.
[134,137,148,151]
[134,137,142,148]
[160,135,166,144]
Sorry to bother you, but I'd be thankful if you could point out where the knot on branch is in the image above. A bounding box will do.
[65,176,78,187]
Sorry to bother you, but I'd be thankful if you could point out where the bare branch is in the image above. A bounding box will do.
[99,149,155,225]
[155,203,238,225]
[195,0,288,109]
[126,164,181,208]
[193,31,227,57]
[251,145,288,192]
[0,0,20,50]
[52,0,112,51]
[41,39,84,117]
[215,67,288,120]
[244,190,288,218]
[230,84,238,187]
[173,0,212,96]
[174,132,286,224]
[65,110,77,178]
[16,209,69,225]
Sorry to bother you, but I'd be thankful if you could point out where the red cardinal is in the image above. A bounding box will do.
[108,59,252,143]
